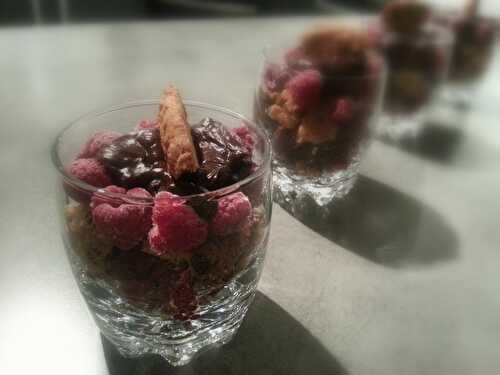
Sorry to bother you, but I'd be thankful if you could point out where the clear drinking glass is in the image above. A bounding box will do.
[437,13,497,110]
[254,45,386,207]
[379,23,453,139]
[52,100,272,366]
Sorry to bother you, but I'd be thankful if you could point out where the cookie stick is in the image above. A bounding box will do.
[158,85,200,179]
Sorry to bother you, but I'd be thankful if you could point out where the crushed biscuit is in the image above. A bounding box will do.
[267,104,300,130]
[296,114,337,144]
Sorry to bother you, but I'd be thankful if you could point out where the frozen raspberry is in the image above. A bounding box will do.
[148,225,168,254]
[135,120,158,131]
[211,192,252,236]
[78,131,122,158]
[263,63,291,92]
[127,187,153,199]
[69,158,111,187]
[285,69,322,111]
[92,205,152,251]
[91,185,126,208]
[330,98,355,125]
[232,124,255,153]
[149,192,208,254]
[91,187,152,250]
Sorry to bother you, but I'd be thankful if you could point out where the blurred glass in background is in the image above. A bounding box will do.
[0,0,391,26]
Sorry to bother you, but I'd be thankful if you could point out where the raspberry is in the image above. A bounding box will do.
[330,98,355,125]
[91,187,153,250]
[211,192,252,236]
[91,186,152,209]
[232,124,255,153]
[263,63,291,92]
[135,120,158,131]
[148,225,168,254]
[149,192,208,254]
[91,185,126,208]
[78,131,122,158]
[69,158,111,187]
[286,69,322,111]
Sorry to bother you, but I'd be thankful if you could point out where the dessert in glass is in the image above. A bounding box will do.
[254,24,386,207]
[437,0,497,109]
[52,85,272,366]
[376,0,454,139]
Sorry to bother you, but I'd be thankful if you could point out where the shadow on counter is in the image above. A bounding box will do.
[102,292,348,375]
[281,175,459,268]
[380,121,466,165]
[380,116,500,169]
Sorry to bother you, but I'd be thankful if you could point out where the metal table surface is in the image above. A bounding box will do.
[1,17,500,375]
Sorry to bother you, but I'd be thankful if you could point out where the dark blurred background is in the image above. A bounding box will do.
[0,0,389,26]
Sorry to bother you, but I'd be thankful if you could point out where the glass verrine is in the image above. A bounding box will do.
[379,23,453,139]
[437,12,497,110]
[254,43,386,207]
[52,100,272,366]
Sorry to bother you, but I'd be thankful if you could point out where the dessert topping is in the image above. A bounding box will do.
[158,85,200,179]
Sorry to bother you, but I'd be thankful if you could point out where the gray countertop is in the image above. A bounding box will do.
[1,17,500,375]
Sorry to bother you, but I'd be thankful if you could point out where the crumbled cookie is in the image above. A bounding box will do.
[278,89,301,113]
[382,0,430,34]
[158,85,199,179]
[296,114,337,144]
[267,103,300,130]
[301,24,369,71]
[65,203,113,275]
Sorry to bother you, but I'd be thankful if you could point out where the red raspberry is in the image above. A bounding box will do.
[91,185,126,208]
[91,186,151,208]
[211,192,252,236]
[91,187,153,250]
[330,98,355,125]
[135,120,158,131]
[78,131,122,158]
[148,226,167,254]
[232,124,255,153]
[263,63,291,92]
[149,192,208,254]
[286,69,322,111]
[69,158,111,187]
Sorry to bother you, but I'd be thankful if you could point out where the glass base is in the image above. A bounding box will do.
[99,302,247,366]
[272,158,360,209]
[68,245,265,366]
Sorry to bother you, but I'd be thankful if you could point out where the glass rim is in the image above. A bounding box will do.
[51,99,272,204]
[381,22,454,46]
[262,44,388,81]
[434,9,498,24]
